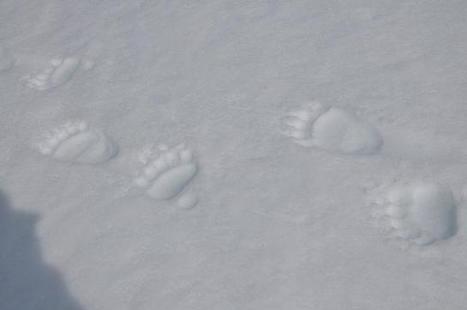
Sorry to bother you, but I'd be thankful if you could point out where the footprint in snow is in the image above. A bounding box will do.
[132,143,199,209]
[281,101,383,155]
[367,180,458,247]
[36,120,118,165]
[21,56,94,91]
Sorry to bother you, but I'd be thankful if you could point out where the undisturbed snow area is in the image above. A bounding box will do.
[1,1,467,309]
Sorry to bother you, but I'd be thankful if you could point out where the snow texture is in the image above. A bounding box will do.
[0,46,14,72]
[371,181,457,246]
[133,143,198,205]
[282,101,383,154]
[36,121,118,164]
[1,1,467,310]
[22,57,83,91]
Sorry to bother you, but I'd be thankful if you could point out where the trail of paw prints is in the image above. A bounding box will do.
[35,120,118,164]
[132,143,199,209]
[281,101,383,155]
[0,45,15,72]
[21,56,94,91]
[366,180,457,248]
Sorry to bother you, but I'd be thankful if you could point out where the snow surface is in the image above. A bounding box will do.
[1,1,467,309]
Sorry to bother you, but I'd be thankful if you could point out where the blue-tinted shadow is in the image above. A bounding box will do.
[0,190,85,310]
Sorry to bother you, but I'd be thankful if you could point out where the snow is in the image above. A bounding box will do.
[36,120,118,164]
[370,181,457,246]
[1,1,467,309]
[282,102,383,154]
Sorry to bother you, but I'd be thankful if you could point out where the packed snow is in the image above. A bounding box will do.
[1,1,467,309]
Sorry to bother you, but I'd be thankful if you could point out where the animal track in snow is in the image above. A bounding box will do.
[36,121,118,164]
[133,143,199,208]
[281,101,383,155]
[21,56,93,91]
[0,46,14,72]
[368,181,457,246]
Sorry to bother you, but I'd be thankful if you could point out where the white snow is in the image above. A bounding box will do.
[134,143,198,202]
[37,121,118,164]
[0,46,14,72]
[282,102,383,154]
[371,181,457,246]
[22,57,82,91]
[1,1,467,309]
